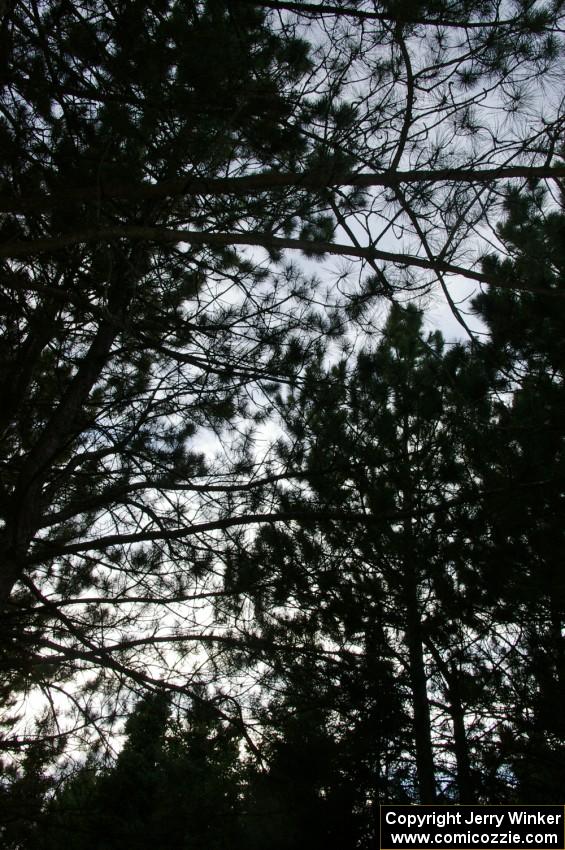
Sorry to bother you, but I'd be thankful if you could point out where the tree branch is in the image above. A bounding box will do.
[2,165,564,213]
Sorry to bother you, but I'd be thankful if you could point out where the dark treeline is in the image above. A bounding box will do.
[1,0,565,846]
[1,690,374,850]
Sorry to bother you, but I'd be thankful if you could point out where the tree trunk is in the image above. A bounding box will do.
[425,638,474,802]
[400,422,436,803]
[404,572,437,802]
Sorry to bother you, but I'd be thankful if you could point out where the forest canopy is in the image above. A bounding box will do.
[1,0,564,844]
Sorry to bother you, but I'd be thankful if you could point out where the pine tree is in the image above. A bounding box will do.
[2,0,565,767]
[227,303,501,802]
[0,0,327,751]
[31,692,246,850]
[470,186,565,801]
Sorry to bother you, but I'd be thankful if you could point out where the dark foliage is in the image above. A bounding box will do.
[1,1,565,845]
